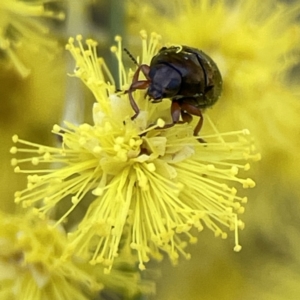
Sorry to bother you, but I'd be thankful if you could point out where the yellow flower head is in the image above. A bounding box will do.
[0,0,65,77]
[11,32,259,272]
[0,211,101,300]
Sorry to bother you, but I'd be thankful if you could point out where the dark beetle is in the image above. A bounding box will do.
[126,45,222,136]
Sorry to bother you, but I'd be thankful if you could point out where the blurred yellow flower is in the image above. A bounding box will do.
[0,209,153,299]
[11,33,259,273]
[0,0,64,77]
[0,211,101,300]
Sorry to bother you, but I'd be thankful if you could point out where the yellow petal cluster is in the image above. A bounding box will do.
[0,0,64,77]
[11,33,259,273]
[0,211,101,300]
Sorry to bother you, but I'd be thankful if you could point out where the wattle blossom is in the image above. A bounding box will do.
[11,32,259,273]
[0,0,64,77]
[0,211,101,300]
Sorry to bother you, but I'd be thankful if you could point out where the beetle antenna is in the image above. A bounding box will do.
[123,48,139,66]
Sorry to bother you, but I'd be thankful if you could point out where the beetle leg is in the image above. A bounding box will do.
[180,102,203,136]
[130,80,150,90]
[171,100,181,124]
[156,101,181,130]
[160,101,192,129]
[180,110,193,124]
[128,90,140,120]
[132,64,151,81]
[128,80,150,119]
[127,64,151,120]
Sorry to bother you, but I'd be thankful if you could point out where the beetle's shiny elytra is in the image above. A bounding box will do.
[126,45,222,136]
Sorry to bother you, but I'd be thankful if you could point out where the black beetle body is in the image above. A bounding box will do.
[126,45,222,136]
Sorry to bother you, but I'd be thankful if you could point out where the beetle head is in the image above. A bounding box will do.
[147,64,181,100]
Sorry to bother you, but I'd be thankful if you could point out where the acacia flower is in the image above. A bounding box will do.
[11,32,259,272]
[0,0,65,77]
[0,211,101,300]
